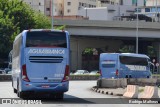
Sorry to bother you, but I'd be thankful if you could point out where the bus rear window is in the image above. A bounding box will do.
[119,56,148,66]
[26,32,67,48]
[101,60,116,68]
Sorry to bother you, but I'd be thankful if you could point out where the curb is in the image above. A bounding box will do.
[91,86,123,96]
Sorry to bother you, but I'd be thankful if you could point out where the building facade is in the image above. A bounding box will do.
[22,0,98,16]
[22,0,45,14]
[138,0,160,21]
[63,0,97,16]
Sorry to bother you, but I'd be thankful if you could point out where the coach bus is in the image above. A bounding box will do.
[99,53,152,78]
[12,29,70,99]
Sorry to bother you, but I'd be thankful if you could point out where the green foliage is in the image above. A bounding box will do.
[54,25,66,30]
[0,0,51,61]
[147,46,156,57]
[119,45,134,53]
[82,48,94,55]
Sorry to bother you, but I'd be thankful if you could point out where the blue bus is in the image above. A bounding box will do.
[99,53,152,78]
[12,29,70,99]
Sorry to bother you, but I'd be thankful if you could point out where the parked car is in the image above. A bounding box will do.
[89,70,100,75]
[0,68,5,74]
[4,68,11,74]
[74,70,89,75]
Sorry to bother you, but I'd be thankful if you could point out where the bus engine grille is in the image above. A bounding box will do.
[29,56,63,63]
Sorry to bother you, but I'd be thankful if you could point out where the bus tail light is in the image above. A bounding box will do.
[62,65,69,82]
[115,69,119,76]
[99,69,102,76]
[22,64,30,82]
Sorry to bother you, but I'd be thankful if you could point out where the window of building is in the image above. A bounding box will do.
[46,8,50,11]
[67,2,71,6]
[145,8,150,12]
[67,9,71,13]
[82,3,84,6]
[60,11,63,15]
[39,2,41,6]
[79,2,81,6]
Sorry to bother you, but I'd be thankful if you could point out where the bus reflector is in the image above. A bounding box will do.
[62,65,69,82]
[22,64,30,82]
[115,69,119,76]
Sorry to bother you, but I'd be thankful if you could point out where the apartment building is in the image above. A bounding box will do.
[98,0,146,6]
[146,0,160,6]
[137,0,160,22]
[78,0,138,21]
[63,0,97,16]
[22,0,97,16]
[22,0,45,14]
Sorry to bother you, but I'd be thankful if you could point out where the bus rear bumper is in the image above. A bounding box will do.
[21,81,69,93]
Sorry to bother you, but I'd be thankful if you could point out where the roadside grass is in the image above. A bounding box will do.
[152,74,160,77]
[70,74,100,76]
[139,88,144,93]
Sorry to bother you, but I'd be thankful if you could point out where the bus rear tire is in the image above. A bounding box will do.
[17,82,26,98]
[55,93,64,100]
[14,88,17,93]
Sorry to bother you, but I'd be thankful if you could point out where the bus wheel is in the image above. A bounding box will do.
[55,93,64,100]
[14,88,17,93]
[12,80,17,93]
[17,82,24,98]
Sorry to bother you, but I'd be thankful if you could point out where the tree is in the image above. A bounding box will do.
[119,45,135,53]
[0,0,51,64]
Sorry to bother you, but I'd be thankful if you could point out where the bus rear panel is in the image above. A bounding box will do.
[12,30,70,98]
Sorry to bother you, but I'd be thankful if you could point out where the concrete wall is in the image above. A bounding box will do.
[78,7,109,20]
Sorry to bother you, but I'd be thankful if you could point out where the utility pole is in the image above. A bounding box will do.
[156,0,158,22]
[51,0,54,29]
[136,0,139,54]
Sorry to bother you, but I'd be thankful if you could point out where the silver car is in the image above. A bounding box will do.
[89,70,100,75]
[0,69,5,74]
[74,70,89,75]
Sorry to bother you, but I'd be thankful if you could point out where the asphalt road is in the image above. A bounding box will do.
[0,81,159,107]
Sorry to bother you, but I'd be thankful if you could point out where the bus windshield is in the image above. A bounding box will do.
[26,31,67,48]
[119,56,148,66]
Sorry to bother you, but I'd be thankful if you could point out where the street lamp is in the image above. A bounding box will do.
[51,0,54,29]
[136,0,139,54]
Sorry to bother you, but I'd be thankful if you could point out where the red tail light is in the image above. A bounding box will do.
[115,69,119,76]
[99,69,102,76]
[62,65,69,82]
[22,64,30,82]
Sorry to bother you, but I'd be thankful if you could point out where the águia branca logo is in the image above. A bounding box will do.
[28,49,65,54]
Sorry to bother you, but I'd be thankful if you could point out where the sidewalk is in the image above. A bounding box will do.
[91,86,160,97]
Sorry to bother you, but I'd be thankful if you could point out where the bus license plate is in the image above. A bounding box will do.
[41,85,50,88]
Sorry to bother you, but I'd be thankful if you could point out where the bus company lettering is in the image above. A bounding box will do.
[28,49,65,54]
[125,65,147,71]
